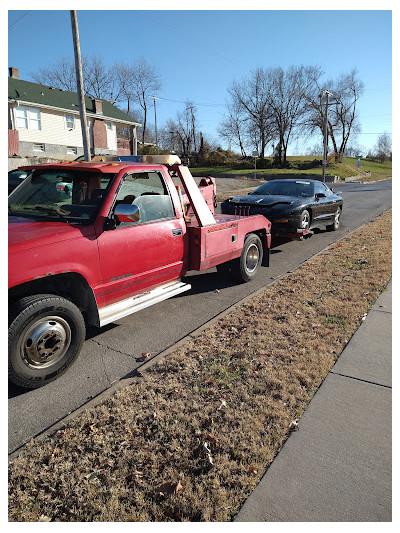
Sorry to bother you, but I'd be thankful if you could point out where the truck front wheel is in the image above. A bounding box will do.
[231,234,263,283]
[9,295,86,389]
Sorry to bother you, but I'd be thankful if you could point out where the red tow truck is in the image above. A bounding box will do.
[8,155,271,389]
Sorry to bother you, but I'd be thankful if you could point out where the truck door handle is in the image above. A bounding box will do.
[172,228,183,237]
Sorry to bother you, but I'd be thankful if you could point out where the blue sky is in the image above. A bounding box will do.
[8,8,392,154]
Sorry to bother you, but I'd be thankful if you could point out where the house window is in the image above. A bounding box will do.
[67,146,77,155]
[106,121,112,131]
[65,114,75,130]
[16,106,41,130]
[33,143,45,152]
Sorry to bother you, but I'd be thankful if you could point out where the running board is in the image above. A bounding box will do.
[99,281,191,327]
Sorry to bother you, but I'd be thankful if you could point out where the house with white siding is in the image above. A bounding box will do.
[8,67,141,161]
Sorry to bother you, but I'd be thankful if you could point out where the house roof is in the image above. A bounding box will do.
[8,77,141,126]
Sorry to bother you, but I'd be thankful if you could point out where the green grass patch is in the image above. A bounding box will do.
[191,156,392,181]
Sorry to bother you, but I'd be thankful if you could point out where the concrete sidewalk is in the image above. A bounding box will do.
[235,280,392,522]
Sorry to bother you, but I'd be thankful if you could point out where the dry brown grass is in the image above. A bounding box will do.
[8,210,392,522]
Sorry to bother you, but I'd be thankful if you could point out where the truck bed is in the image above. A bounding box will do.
[186,213,271,271]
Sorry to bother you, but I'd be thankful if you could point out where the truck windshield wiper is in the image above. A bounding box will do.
[33,206,70,222]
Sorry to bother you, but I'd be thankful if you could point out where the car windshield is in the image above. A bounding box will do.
[250,180,314,198]
[8,168,116,224]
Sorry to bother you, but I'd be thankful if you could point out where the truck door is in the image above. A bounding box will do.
[96,170,185,307]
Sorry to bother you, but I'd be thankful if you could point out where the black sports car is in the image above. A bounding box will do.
[221,178,343,235]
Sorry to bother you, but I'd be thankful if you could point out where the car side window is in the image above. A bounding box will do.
[114,171,175,228]
[315,182,328,196]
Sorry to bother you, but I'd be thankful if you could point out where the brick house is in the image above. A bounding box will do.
[8,67,141,160]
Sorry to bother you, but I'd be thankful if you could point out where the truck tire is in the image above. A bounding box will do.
[231,234,263,283]
[8,294,86,389]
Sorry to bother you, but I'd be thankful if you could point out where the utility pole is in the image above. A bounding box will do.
[321,89,333,183]
[188,106,197,153]
[70,10,90,161]
[252,150,258,179]
[149,96,160,154]
[169,131,176,152]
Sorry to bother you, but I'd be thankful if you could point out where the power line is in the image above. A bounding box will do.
[8,11,30,30]
[359,113,392,117]
[363,87,392,91]
[156,96,224,108]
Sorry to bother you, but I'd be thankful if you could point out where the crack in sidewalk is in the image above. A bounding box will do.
[329,371,391,389]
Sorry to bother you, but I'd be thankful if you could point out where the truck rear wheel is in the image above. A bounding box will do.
[231,234,263,283]
[8,295,85,389]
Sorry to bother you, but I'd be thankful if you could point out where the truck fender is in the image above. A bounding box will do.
[8,272,101,328]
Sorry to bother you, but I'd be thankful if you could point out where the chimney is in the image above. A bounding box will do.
[93,99,103,114]
[9,67,19,79]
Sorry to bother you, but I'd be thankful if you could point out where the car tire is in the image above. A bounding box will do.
[231,234,263,283]
[9,294,86,389]
[298,210,311,231]
[326,207,341,231]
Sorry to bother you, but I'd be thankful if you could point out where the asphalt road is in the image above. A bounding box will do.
[8,179,392,454]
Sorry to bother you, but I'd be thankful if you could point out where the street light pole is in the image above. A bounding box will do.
[321,89,333,183]
[70,10,90,161]
[149,96,160,154]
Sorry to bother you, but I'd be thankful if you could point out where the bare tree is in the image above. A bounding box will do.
[31,54,121,100]
[228,68,275,159]
[114,63,136,114]
[159,119,179,152]
[175,102,195,159]
[31,56,78,92]
[265,65,319,166]
[84,53,121,100]
[218,100,248,157]
[331,70,364,161]
[374,132,392,162]
[304,69,364,162]
[127,57,162,147]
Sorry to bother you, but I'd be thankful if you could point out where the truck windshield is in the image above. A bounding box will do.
[8,169,116,224]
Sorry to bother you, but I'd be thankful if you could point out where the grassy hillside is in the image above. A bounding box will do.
[191,157,392,181]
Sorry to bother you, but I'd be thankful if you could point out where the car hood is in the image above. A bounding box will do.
[225,194,301,207]
[8,216,95,254]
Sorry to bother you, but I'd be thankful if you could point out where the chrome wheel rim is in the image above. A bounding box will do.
[246,243,259,273]
[301,212,310,229]
[334,209,341,228]
[19,316,72,369]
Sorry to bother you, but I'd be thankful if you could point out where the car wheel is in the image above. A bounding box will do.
[327,207,341,231]
[298,210,311,231]
[9,294,86,389]
[231,234,263,283]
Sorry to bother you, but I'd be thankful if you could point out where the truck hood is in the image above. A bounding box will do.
[226,194,298,207]
[8,216,95,254]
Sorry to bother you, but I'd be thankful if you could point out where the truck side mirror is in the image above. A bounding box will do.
[114,203,140,223]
